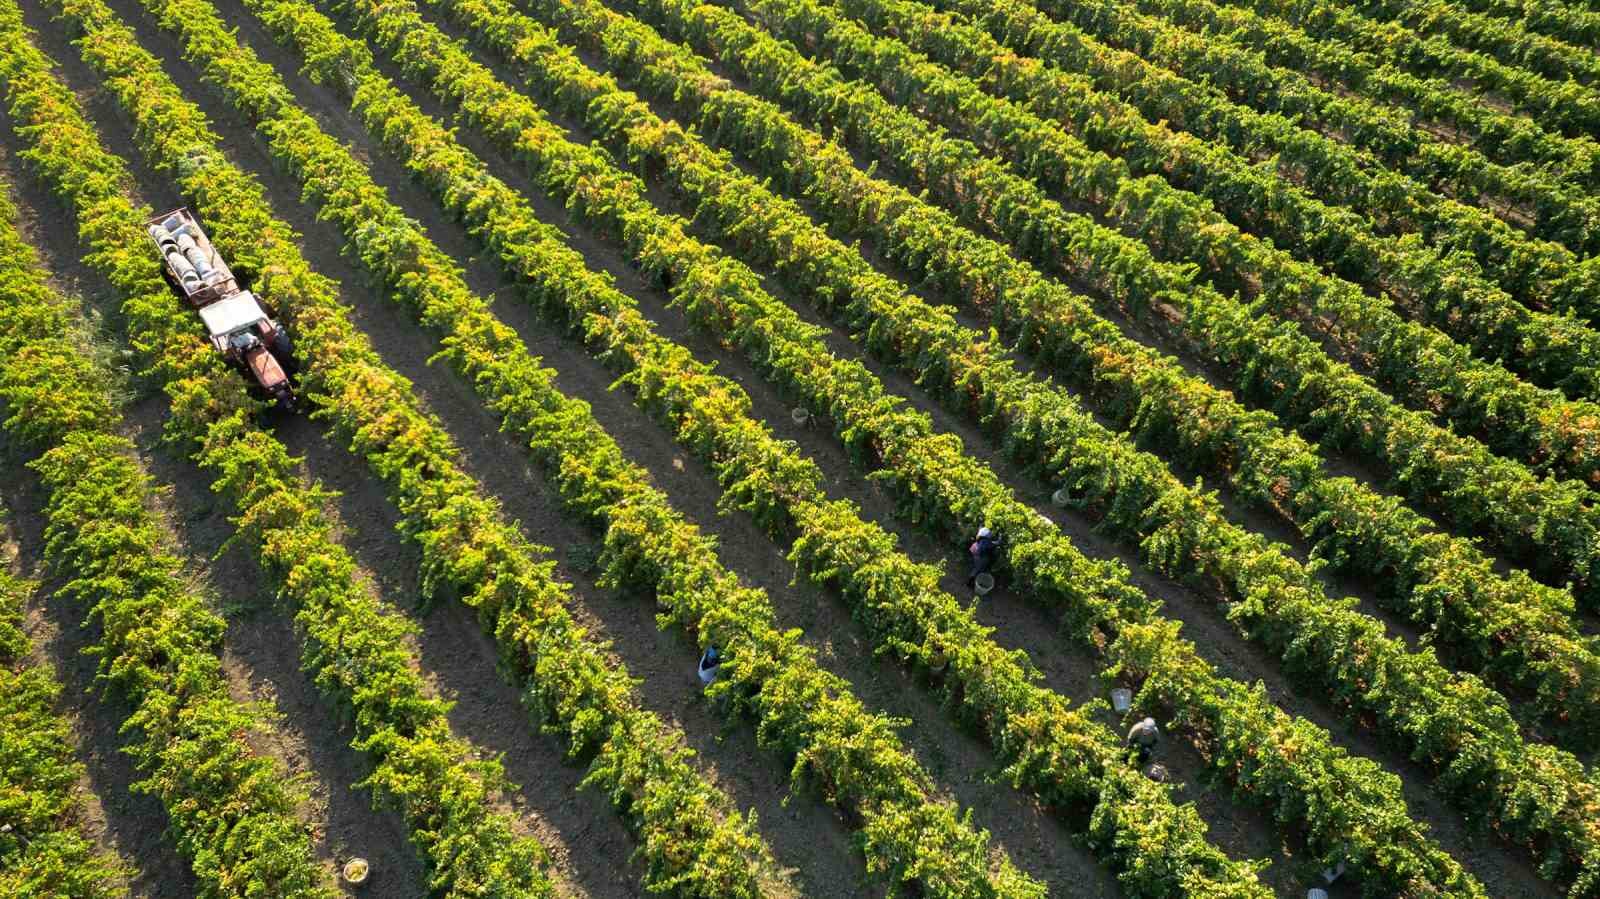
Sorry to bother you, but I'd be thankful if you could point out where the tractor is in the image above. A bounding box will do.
[146,208,297,409]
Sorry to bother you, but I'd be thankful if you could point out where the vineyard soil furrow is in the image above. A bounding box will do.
[693,0,1600,500]
[447,0,1600,758]
[29,2,827,895]
[329,0,1600,890]
[575,0,1600,610]
[479,0,1600,714]
[0,489,123,898]
[814,0,1600,405]
[930,0,1600,325]
[0,0,1593,888]
[0,526,193,899]
[989,0,1600,255]
[256,0,1586,892]
[150,1,1098,887]
[1126,0,1600,171]
[62,0,1077,892]
[0,141,335,899]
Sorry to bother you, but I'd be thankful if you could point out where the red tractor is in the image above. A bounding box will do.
[146,208,297,409]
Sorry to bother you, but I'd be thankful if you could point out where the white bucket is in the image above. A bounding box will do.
[342,857,369,886]
[1110,687,1133,712]
[1306,890,1329,899]
[1051,487,1072,507]
[973,572,995,595]
[791,407,810,425]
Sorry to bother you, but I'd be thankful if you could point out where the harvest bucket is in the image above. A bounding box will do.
[791,407,810,425]
[342,858,369,888]
[1051,487,1071,507]
[1306,890,1329,899]
[1144,763,1170,783]
[973,572,995,595]
[1110,687,1133,713]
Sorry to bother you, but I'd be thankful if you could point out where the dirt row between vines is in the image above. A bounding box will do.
[0,0,1565,893]
[7,0,1120,894]
[445,0,1566,889]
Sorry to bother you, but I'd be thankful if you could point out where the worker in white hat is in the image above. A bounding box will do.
[966,526,1002,589]
[1127,716,1161,764]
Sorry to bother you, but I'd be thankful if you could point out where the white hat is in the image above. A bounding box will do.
[977,527,992,538]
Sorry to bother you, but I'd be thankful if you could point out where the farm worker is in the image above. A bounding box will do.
[1127,716,1160,763]
[228,329,262,354]
[697,646,722,686]
[966,526,1002,589]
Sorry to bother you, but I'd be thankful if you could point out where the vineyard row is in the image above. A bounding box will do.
[275,0,1600,888]
[620,0,1600,605]
[1001,0,1600,253]
[3,3,798,893]
[937,0,1600,324]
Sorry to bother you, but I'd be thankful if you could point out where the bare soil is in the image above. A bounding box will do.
[404,6,1560,896]
[0,0,1567,895]
[0,106,434,898]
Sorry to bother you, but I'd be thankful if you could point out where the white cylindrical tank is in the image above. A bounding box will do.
[164,246,197,281]
[172,232,212,277]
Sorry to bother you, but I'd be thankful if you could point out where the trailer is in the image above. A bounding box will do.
[146,208,296,409]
